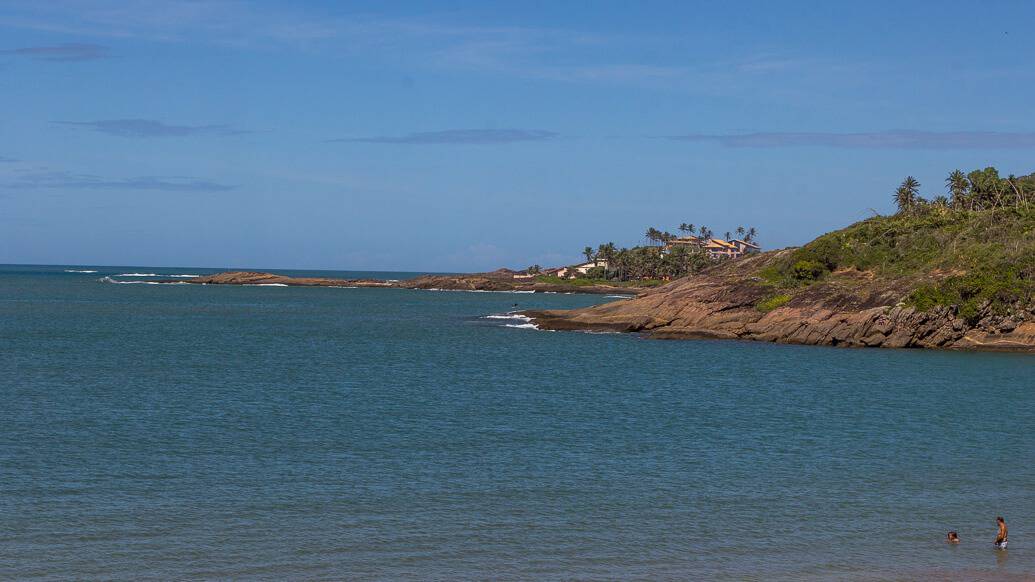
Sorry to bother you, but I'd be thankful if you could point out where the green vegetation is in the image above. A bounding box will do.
[791,260,827,282]
[759,166,1035,318]
[567,222,759,283]
[756,294,791,312]
[907,270,1029,323]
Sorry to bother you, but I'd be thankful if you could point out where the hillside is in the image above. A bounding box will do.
[524,206,1035,351]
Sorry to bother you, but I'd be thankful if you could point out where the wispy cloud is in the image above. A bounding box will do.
[331,129,559,145]
[667,130,1035,149]
[0,43,110,61]
[0,156,17,163]
[54,119,250,138]
[0,2,806,90]
[0,1,412,45]
[4,169,233,192]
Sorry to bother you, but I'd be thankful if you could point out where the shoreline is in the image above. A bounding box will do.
[145,270,646,296]
[519,251,1035,354]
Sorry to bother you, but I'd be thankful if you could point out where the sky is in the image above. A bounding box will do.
[2,0,1035,272]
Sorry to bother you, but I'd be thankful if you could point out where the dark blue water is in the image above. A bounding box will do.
[2,265,1034,580]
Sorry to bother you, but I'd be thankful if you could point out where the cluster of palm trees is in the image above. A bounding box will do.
[575,242,711,281]
[894,167,1035,214]
[569,222,760,281]
[645,223,757,246]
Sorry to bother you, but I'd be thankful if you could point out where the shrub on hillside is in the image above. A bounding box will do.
[791,260,827,282]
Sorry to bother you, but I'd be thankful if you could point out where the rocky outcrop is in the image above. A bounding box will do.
[180,272,393,287]
[161,271,643,295]
[523,252,1035,353]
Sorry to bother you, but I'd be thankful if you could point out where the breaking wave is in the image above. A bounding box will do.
[64,269,98,273]
[484,313,532,321]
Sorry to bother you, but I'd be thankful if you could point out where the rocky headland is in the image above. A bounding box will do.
[525,208,1035,353]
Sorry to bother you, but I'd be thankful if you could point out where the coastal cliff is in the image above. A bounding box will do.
[525,208,1035,352]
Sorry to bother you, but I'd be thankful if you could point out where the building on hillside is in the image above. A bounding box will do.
[665,235,761,260]
[544,259,610,279]
[577,259,608,273]
[702,238,740,259]
[729,239,761,255]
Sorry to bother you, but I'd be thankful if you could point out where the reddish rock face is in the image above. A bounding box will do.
[523,252,1035,353]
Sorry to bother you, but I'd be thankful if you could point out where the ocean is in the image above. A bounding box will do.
[2,264,1034,580]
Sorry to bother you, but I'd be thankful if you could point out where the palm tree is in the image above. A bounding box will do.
[894,186,913,214]
[746,227,757,243]
[615,247,629,280]
[736,226,746,239]
[724,231,732,241]
[904,176,920,199]
[699,225,712,240]
[597,242,617,275]
[894,176,921,214]
[946,169,969,210]
[583,246,595,263]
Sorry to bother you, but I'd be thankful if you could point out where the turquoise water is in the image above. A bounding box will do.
[2,265,1034,580]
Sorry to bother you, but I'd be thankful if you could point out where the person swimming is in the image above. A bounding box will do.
[947,531,960,543]
[994,517,1008,549]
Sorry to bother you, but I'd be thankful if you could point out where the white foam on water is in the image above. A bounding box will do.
[64,269,98,273]
[484,314,532,321]
[504,323,539,329]
[167,274,200,278]
[605,295,635,299]
[100,277,188,285]
[250,283,289,287]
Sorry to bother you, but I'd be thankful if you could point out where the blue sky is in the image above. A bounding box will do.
[3,0,1035,271]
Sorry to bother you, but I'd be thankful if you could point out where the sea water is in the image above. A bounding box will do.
[2,264,1033,580]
